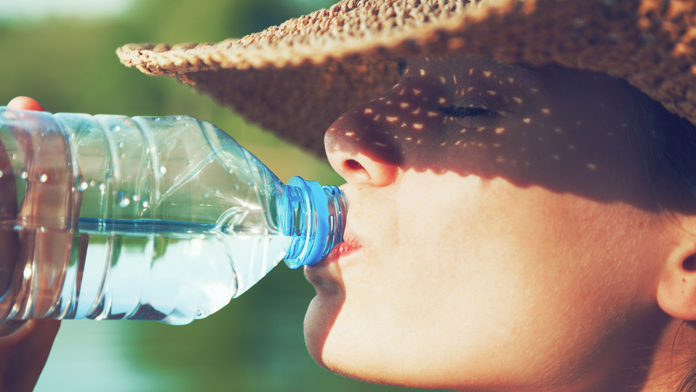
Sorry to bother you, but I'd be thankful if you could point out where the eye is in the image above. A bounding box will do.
[439,105,491,118]
[397,58,407,76]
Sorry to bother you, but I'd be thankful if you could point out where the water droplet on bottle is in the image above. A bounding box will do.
[132,194,140,202]
[228,168,234,174]
[0,171,3,178]
[18,170,28,179]
[38,173,48,183]
[203,192,210,198]
[208,157,214,164]
[11,153,17,161]
[97,182,106,191]
[159,166,167,174]
[116,191,130,207]
[214,188,220,194]
[118,142,125,148]
[120,154,126,159]
[234,184,240,190]
[2,110,16,120]
[141,200,150,208]
[76,176,88,191]
[113,126,121,132]
[90,180,97,187]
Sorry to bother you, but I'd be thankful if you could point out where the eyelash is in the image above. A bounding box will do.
[439,105,491,118]
[397,59,407,76]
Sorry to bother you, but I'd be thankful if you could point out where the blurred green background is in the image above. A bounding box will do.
[0,0,433,391]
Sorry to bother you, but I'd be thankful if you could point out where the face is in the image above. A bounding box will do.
[304,55,673,391]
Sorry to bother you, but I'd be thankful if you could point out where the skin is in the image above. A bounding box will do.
[304,55,696,391]
[0,97,64,392]
[6,58,696,391]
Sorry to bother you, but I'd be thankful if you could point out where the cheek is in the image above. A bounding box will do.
[321,174,662,388]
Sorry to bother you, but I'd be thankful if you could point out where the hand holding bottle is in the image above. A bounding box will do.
[0,97,70,392]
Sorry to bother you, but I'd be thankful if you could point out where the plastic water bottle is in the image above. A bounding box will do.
[0,107,346,325]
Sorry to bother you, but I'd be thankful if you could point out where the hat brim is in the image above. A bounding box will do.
[117,0,696,158]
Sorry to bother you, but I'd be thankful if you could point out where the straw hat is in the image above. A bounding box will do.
[117,0,696,158]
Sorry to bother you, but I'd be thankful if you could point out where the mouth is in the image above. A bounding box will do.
[304,231,362,289]
[322,231,362,264]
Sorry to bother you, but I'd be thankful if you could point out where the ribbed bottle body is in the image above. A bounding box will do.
[0,109,294,325]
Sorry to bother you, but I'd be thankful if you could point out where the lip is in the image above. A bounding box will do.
[304,231,362,288]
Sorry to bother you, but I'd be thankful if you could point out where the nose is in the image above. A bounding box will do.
[324,103,402,186]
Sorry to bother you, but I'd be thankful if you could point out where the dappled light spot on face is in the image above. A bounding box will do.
[320,55,664,215]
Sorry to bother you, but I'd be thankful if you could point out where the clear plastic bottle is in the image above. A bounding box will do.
[0,107,346,325]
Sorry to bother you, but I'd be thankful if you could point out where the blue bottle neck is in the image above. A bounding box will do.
[281,177,347,269]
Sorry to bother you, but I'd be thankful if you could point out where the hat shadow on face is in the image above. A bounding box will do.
[325,55,696,216]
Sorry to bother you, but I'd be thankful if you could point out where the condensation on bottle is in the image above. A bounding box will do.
[0,108,346,325]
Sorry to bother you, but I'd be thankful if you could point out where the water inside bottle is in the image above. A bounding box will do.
[8,218,292,325]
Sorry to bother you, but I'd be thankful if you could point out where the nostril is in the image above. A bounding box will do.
[345,159,364,172]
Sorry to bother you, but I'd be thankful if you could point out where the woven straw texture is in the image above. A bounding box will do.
[118,0,696,158]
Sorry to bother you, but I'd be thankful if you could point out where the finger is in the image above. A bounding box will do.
[7,97,45,112]
[0,319,60,392]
